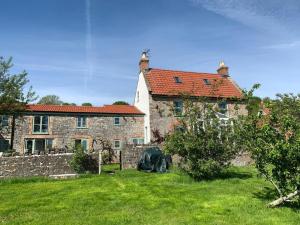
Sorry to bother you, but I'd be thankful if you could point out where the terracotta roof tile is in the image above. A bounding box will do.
[26,104,144,115]
[145,68,243,98]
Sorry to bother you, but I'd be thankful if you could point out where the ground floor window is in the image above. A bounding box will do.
[131,138,144,145]
[25,139,53,154]
[0,139,9,152]
[114,140,121,149]
[75,139,88,152]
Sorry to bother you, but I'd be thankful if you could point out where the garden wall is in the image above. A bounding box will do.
[121,144,253,169]
[0,154,75,178]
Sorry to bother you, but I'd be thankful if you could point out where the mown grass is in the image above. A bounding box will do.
[0,166,299,225]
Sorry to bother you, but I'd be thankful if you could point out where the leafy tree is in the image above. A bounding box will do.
[112,101,129,105]
[82,102,92,106]
[238,93,300,207]
[0,56,36,150]
[62,102,77,106]
[0,56,36,114]
[164,97,240,179]
[38,95,63,105]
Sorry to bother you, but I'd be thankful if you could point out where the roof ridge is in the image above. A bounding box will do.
[150,67,220,76]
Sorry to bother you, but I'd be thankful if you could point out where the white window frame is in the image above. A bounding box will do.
[131,138,144,145]
[114,140,121,149]
[33,115,49,134]
[77,116,87,128]
[114,117,121,126]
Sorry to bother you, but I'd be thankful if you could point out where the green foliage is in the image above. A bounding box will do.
[239,93,300,199]
[0,56,36,114]
[112,101,129,105]
[62,102,77,106]
[164,97,240,179]
[82,102,92,106]
[38,95,63,105]
[70,146,98,174]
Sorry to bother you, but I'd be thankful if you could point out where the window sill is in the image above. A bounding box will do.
[76,127,88,129]
[32,132,49,135]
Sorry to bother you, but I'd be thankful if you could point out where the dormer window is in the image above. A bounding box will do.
[174,76,182,83]
[203,79,211,85]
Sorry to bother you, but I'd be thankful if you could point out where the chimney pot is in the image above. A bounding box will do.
[139,51,149,72]
[217,61,229,77]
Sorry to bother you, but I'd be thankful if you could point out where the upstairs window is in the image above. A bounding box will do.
[218,102,228,115]
[174,76,182,83]
[33,115,48,133]
[0,115,9,127]
[173,100,183,115]
[77,116,87,128]
[114,117,121,126]
[203,79,211,85]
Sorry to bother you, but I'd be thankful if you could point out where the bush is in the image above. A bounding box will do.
[70,147,98,174]
[164,97,240,180]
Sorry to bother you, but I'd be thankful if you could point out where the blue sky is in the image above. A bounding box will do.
[1,0,300,105]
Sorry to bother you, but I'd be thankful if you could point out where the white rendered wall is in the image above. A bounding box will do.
[134,72,151,143]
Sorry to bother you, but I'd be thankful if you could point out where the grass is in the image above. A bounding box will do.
[0,166,299,225]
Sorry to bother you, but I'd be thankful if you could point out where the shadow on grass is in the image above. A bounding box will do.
[253,187,300,210]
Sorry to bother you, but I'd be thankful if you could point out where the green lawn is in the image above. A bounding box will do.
[0,166,299,225]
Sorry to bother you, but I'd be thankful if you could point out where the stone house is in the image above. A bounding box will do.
[0,104,144,154]
[0,51,246,153]
[134,52,247,143]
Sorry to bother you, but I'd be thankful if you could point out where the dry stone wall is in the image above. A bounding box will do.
[0,154,74,178]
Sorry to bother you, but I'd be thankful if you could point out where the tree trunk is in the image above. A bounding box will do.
[10,114,16,150]
[268,190,299,207]
[99,151,102,175]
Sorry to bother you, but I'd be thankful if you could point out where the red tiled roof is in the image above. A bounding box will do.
[145,68,243,98]
[26,104,144,115]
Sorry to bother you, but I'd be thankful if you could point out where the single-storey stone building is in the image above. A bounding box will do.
[0,105,144,154]
[0,52,246,154]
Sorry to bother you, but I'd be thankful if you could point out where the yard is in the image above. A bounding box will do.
[0,166,300,225]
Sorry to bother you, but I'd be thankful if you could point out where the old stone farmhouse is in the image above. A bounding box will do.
[0,52,246,154]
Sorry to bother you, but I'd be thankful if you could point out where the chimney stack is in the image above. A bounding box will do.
[139,50,149,72]
[217,61,229,77]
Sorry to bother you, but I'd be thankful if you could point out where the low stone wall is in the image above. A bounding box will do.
[0,154,75,178]
[231,152,253,166]
[121,144,253,169]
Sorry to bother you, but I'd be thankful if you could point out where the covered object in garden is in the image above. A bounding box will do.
[137,147,171,172]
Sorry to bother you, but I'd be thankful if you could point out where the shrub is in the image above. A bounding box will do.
[70,146,98,174]
[164,97,240,180]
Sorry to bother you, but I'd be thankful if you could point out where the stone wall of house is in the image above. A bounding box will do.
[0,154,74,177]
[1,113,144,154]
[149,95,247,141]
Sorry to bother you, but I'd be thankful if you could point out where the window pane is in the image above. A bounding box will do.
[82,117,86,127]
[138,139,144,144]
[114,140,120,148]
[81,140,87,151]
[34,124,41,132]
[132,139,138,145]
[34,116,41,125]
[42,116,48,125]
[41,125,48,133]
[0,139,9,152]
[46,139,53,149]
[114,117,120,125]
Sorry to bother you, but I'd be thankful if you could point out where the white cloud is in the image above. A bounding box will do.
[190,0,300,35]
